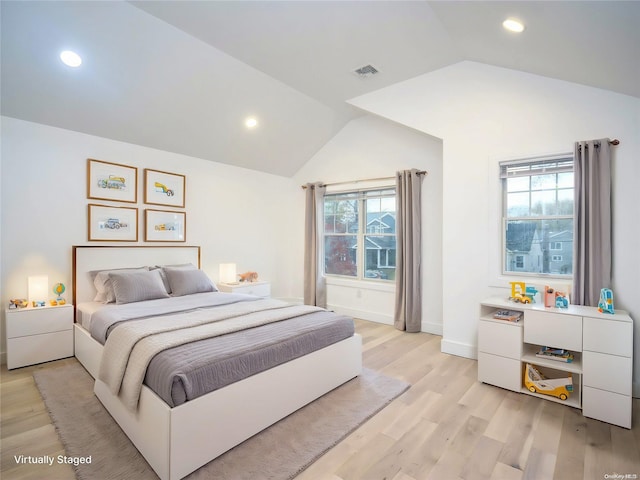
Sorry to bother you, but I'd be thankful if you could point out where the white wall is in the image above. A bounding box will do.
[0,117,297,360]
[349,61,640,395]
[292,114,444,333]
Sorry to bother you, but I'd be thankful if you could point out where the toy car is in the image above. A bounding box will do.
[524,363,572,400]
[154,182,174,197]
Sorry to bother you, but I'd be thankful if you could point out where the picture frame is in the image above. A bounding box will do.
[145,209,186,242]
[144,168,186,208]
[88,204,138,242]
[87,159,138,203]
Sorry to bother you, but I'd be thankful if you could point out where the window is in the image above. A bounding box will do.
[501,155,574,276]
[324,188,396,281]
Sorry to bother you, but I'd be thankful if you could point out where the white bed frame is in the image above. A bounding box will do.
[72,246,362,480]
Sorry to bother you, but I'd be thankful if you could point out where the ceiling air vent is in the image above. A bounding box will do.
[353,64,379,78]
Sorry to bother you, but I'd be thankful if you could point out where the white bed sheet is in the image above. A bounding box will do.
[76,301,116,329]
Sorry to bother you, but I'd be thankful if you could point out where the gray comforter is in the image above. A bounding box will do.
[90,293,354,407]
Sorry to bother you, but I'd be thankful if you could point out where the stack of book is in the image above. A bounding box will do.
[536,346,574,363]
[492,310,522,322]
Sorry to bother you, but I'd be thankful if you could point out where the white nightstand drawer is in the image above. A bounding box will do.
[6,305,73,338]
[583,317,632,357]
[218,282,270,298]
[583,351,632,395]
[478,352,521,392]
[478,320,522,359]
[583,386,631,429]
[7,330,74,369]
[524,311,582,351]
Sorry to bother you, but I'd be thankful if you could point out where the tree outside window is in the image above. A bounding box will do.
[502,156,574,277]
[324,189,396,281]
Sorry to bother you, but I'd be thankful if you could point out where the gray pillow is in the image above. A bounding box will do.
[164,268,217,297]
[155,263,197,294]
[92,267,148,303]
[109,269,170,304]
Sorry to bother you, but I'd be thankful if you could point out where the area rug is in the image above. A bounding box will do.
[33,360,409,480]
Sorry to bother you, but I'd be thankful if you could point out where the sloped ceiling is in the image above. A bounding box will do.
[2,1,638,177]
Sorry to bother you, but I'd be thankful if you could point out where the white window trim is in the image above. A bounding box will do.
[487,152,575,289]
[323,185,396,283]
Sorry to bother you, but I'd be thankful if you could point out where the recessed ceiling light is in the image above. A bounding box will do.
[245,117,258,129]
[502,18,525,33]
[60,50,82,67]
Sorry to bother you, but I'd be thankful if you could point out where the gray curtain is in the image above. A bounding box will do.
[572,139,612,306]
[394,169,422,332]
[303,182,327,307]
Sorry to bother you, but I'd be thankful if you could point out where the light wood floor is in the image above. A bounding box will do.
[2,319,639,480]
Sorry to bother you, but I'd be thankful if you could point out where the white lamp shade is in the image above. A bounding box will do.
[219,263,237,284]
[28,275,49,302]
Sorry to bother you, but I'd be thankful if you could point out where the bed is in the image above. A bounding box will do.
[72,246,362,480]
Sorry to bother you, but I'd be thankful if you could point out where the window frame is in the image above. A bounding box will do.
[323,187,396,282]
[500,154,575,279]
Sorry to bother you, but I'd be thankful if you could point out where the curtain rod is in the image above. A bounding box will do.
[609,139,620,145]
[301,170,427,189]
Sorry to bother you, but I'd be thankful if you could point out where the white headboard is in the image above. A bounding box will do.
[73,245,201,306]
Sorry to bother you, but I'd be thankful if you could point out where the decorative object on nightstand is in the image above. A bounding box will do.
[51,282,67,306]
[238,271,258,282]
[28,275,48,307]
[219,263,238,284]
[217,281,270,298]
[5,303,74,369]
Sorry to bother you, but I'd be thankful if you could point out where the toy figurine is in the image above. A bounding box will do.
[544,286,555,308]
[555,293,569,308]
[509,281,531,304]
[9,299,28,309]
[53,283,66,302]
[598,288,615,314]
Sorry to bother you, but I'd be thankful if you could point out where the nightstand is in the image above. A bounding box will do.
[5,304,74,369]
[217,281,270,298]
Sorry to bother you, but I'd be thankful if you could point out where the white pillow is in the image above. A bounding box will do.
[92,267,147,303]
[109,269,170,304]
[164,268,217,297]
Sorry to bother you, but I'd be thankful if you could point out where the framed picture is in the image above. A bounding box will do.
[144,169,186,208]
[88,204,138,242]
[87,159,137,203]
[145,209,186,242]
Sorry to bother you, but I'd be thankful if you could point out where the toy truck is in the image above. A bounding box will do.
[524,363,573,400]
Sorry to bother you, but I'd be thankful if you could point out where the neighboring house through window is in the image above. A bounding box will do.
[323,188,396,281]
[501,155,574,276]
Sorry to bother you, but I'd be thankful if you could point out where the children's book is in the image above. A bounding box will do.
[536,346,574,363]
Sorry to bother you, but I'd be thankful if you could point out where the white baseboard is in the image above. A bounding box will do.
[421,321,443,336]
[441,338,477,360]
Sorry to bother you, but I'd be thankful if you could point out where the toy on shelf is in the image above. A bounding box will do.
[555,292,569,309]
[544,286,556,308]
[535,346,574,363]
[524,363,573,400]
[8,299,28,309]
[492,309,522,322]
[598,288,615,314]
[509,281,537,304]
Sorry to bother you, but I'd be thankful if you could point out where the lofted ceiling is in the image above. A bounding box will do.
[2,1,639,177]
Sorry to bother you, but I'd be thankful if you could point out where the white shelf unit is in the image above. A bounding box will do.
[478,297,633,428]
